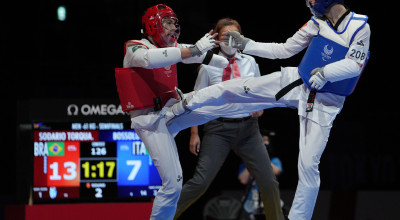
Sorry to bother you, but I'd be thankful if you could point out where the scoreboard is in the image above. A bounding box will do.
[32,123,162,201]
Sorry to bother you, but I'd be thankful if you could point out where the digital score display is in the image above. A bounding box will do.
[32,123,162,201]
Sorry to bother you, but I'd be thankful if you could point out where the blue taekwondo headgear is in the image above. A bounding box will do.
[306,0,344,19]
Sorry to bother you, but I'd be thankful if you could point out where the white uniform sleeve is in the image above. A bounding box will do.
[123,46,148,68]
[178,43,206,64]
[323,23,371,82]
[193,65,210,91]
[243,20,317,59]
[123,45,182,69]
[178,43,229,68]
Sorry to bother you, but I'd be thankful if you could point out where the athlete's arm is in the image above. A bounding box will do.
[124,31,227,69]
[123,45,183,68]
[124,44,228,69]
[322,23,371,82]
[242,20,317,59]
[123,31,217,68]
[179,43,208,62]
[309,23,370,90]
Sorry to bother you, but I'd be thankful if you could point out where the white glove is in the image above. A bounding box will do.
[189,33,217,56]
[308,67,328,90]
[208,54,229,68]
[223,31,250,50]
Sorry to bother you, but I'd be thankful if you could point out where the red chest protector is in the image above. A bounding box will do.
[115,65,179,112]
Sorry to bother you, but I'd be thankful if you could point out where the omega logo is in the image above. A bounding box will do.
[67,104,79,116]
[67,104,124,116]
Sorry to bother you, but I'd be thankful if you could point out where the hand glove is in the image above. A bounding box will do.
[308,67,327,90]
[189,33,217,56]
[208,54,229,68]
[222,31,250,50]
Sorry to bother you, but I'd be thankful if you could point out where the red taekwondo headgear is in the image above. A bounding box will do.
[141,4,180,47]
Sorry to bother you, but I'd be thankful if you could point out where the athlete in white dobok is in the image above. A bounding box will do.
[166,1,370,219]
[115,4,229,220]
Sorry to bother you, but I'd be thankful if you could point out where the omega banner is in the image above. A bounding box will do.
[24,99,128,122]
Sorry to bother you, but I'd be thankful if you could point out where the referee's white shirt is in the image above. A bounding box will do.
[194,51,261,118]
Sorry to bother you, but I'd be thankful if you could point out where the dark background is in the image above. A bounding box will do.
[1,0,397,219]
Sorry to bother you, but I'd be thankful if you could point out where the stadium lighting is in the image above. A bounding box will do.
[57,5,66,21]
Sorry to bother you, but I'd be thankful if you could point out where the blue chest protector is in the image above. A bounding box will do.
[298,34,369,96]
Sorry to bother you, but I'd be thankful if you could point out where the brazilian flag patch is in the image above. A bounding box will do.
[131,45,144,53]
[48,142,65,156]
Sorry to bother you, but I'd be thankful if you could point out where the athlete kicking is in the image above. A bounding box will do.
[166,1,370,219]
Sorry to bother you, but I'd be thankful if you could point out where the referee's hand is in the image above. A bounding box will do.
[251,110,264,118]
[189,134,201,156]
